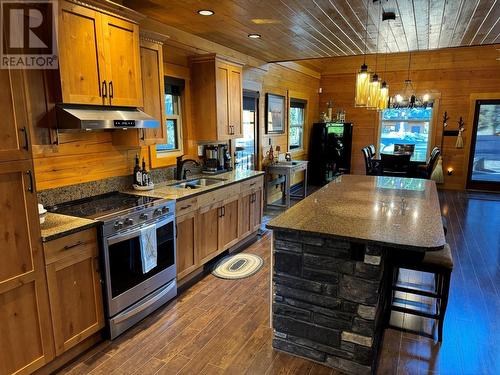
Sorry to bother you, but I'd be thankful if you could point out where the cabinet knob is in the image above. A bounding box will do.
[140,213,148,220]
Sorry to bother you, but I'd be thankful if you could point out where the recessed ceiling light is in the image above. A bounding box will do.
[248,33,261,39]
[197,9,214,16]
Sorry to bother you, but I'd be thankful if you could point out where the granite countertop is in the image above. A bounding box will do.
[267,174,446,251]
[39,170,264,241]
[40,213,98,242]
[125,169,265,200]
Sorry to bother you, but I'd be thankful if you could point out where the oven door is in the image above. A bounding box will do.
[103,216,176,317]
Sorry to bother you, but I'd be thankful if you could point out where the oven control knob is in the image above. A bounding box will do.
[161,206,169,213]
[114,221,123,229]
[124,218,134,225]
[140,213,148,220]
[154,208,162,216]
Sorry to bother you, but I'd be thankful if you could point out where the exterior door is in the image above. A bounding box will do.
[176,211,198,279]
[466,100,500,191]
[140,39,166,144]
[219,197,239,250]
[0,69,31,162]
[235,91,259,171]
[58,2,105,105]
[197,203,221,265]
[0,160,54,374]
[228,66,243,137]
[102,15,143,107]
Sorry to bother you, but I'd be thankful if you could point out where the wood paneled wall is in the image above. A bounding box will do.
[315,44,500,190]
[30,35,320,191]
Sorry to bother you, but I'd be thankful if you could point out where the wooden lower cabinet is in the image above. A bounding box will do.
[0,160,55,375]
[44,228,104,356]
[197,202,222,265]
[175,177,264,282]
[176,211,198,279]
[219,196,239,251]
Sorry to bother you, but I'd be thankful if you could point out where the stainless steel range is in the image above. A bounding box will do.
[51,192,177,339]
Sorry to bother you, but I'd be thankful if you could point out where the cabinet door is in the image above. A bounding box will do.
[197,203,221,265]
[0,69,31,162]
[0,160,54,374]
[251,188,263,231]
[176,211,198,280]
[102,15,143,107]
[238,191,253,240]
[140,40,166,144]
[45,229,104,355]
[228,66,243,138]
[215,62,230,140]
[219,196,239,251]
[58,2,106,105]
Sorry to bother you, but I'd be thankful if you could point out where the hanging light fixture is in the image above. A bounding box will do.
[354,1,371,107]
[378,18,390,111]
[366,1,382,110]
[390,52,429,108]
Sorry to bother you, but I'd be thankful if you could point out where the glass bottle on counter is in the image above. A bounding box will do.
[134,154,142,186]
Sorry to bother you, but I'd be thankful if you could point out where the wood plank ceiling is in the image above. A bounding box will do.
[124,0,500,62]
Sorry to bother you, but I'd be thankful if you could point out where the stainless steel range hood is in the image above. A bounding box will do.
[56,104,160,131]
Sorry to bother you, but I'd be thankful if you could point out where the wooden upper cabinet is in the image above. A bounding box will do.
[190,55,243,141]
[58,2,105,105]
[102,15,143,107]
[0,69,31,162]
[57,1,142,107]
[0,160,55,374]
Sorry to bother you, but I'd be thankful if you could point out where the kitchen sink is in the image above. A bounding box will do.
[169,177,226,189]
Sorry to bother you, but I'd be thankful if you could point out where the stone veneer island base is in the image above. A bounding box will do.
[271,230,389,375]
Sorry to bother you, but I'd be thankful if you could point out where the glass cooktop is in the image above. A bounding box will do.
[50,192,160,220]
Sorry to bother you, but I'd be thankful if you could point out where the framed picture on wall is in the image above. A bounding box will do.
[265,93,286,134]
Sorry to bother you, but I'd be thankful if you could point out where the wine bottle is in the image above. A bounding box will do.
[134,154,142,185]
[141,158,148,186]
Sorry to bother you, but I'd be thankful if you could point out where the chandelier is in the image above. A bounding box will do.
[390,51,430,108]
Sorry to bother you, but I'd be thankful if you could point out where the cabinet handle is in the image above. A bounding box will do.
[64,240,84,250]
[140,129,145,141]
[222,206,225,217]
[26,170,34,193]
[249,182,255,187]
[102,80,107,98]
[21,126,29,151]
[175,224,178,239]
[109,81,114,100]
[180,204,192,210]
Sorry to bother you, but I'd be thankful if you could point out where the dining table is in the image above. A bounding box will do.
[373,152,426,177]
[266,175,445,374]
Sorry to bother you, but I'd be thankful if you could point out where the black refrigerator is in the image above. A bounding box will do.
[308,122,353,186]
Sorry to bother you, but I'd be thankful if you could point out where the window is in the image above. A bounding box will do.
[156,77,184,152]
[289,99,307,150]
[378,107,433,162]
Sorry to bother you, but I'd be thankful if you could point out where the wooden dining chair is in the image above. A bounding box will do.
[417,147,441,179]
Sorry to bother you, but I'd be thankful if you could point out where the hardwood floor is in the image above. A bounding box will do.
[57,190,500,375]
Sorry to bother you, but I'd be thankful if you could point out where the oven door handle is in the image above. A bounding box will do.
[111,281,176,324]
[107,216,172,246]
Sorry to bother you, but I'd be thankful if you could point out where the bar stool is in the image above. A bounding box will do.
[388,238,453,342]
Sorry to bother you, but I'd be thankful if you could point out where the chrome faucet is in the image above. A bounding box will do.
[176,155,200,180]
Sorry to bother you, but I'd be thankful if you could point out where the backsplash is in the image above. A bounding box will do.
[38,166,176,207]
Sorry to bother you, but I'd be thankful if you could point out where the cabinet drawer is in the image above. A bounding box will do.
[198,184,240,207]
[240,176,263,193]
[44,228,98,265]
[176,196,198,216]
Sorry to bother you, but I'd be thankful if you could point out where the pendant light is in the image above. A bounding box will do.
[378,24,390,111]
[354,1,371,107]
[366,1,381,110]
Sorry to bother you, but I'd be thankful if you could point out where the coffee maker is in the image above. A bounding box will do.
[203,145,219,173]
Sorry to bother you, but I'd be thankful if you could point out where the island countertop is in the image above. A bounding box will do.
[267,175,445,251]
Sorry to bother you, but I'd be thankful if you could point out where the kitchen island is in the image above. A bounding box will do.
[266,175,446,375]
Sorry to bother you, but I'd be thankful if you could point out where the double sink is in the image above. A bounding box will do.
[169,177,226,190]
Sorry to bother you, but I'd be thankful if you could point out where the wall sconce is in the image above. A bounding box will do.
[447,167,454,176]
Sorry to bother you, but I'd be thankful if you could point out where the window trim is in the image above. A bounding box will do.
[149,67,188,169]
[376,102,439,162]
[288,93,308,154]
